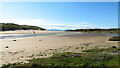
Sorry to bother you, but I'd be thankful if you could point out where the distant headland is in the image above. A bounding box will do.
[0,23,46,31]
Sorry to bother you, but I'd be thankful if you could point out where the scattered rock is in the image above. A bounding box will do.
[31,62,42,67]
[21,56,24,58]
[39,40,42,41]
[33,31,36,34]
[8,51,12,53]
[81,47,84,49]
[50,49,53,50]
[13,40,16,41]
[61,54,81,57]
[5,45,9,48]
[112,46,117,48]
[76,47,79,49]
[12,52,19,55]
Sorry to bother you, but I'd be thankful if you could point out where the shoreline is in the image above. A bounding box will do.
[0,30,65,35]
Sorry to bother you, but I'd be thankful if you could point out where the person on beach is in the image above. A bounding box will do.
[33,31,35,34]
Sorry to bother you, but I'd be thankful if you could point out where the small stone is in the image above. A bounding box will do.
[39,40,42,41]
[50,49,53,50]
[13,40,16,41]
[112,46,117,48]
[6,45,9,48]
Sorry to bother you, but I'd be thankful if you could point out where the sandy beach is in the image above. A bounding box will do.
[0,30,118,66]
[0,30,64,35]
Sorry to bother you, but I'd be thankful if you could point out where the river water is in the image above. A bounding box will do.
[0,32,118,39]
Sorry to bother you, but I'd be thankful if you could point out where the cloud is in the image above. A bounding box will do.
[0,19,116,30]
[0,19,93,28]
[39,24,98,29]
[77,22,89,25]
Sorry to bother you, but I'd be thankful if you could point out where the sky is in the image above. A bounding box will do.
[0,0,119,2]
[0,2,118,30]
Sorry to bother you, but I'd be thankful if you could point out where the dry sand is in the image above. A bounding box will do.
[0,30,118,67]
[0,30,64,35]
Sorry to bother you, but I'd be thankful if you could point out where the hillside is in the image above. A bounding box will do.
[0,23,46,31]
[66,28,119,34]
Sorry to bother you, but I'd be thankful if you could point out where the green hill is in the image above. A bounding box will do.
[66,28,119,34]
[0,23,46,31]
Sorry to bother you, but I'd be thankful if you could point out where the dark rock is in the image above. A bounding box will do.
[112,46,117,48]
[13,40,16,41]
[6,46,9,48]
[31,62,42,67]
[33,31,35,34]
[50,49,53,50]
[61,54,81,57]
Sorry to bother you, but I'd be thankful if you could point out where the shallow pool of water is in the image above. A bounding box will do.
[0,32,75,39]
[0,32,118,39]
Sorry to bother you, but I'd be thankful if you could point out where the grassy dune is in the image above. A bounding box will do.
[2,47,119,68]
[66,28,119,34]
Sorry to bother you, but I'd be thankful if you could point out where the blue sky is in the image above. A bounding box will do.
[0,2,118,29]
[0,0,119,2]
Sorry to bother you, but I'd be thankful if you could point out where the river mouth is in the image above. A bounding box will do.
[0,32,75,39]
[0,32,118,39]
